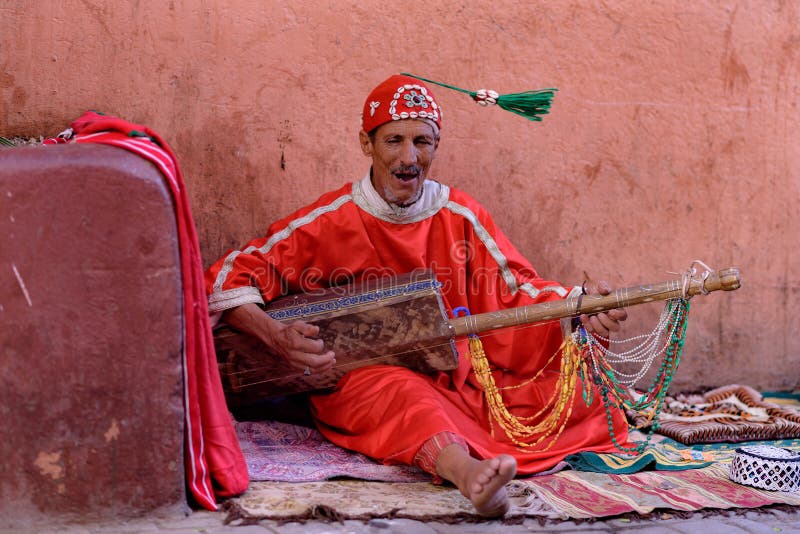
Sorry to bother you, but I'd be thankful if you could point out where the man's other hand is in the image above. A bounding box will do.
[579,281,628,337]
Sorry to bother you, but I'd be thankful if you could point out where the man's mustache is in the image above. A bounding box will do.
[391,165,422,175]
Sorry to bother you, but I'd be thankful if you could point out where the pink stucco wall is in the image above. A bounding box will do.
[2,1,798,391]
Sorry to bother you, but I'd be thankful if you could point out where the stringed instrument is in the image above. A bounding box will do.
[214,266,741,406]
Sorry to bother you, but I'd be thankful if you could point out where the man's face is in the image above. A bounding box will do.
[359,119,439,207]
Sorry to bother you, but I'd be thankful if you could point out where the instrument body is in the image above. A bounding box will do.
[215,270,457,405]
[215,267,741,404]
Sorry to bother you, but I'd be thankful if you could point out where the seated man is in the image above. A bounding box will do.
[205,74,628,517]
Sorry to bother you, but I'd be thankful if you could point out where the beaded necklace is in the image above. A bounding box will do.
[467,298,691,454]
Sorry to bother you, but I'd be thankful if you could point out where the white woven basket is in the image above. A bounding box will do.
[729,445,800,492]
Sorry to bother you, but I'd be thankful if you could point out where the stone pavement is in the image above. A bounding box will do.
[17,505,800,533]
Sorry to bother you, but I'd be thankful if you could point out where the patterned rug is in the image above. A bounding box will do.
[564,432,713,473]
[565,430,800,474]
[230,387,800,521]
[235,420,429,482]
[629,385,800,444]
[234,421,742,481]
[515,463,800,519]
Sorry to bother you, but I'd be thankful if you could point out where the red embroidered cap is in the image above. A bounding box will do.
[361,74,443,134]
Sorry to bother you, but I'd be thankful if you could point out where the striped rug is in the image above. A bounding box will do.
[225,462,800,522]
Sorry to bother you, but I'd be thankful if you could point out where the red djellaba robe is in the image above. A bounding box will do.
[205,174,629,473]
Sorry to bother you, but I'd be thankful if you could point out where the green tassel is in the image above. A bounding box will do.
[402,72,557,122]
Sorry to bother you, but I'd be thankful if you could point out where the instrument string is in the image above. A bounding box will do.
[227,262,719,390]
[226,316,565,388]
[226,299,672,389]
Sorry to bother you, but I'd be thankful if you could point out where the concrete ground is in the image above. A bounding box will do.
[17,505,800,533]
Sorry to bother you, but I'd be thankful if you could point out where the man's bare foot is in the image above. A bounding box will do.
[461,455,517,517]
[435,443,518,518]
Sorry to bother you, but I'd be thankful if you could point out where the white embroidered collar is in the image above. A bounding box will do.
[352,171,450,224]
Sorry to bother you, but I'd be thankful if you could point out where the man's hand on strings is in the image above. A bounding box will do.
[579,281,628,337]
[222,303,336,373]
[266,319,337,373]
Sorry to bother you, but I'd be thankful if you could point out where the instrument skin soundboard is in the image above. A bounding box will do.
[214,270,458,405]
